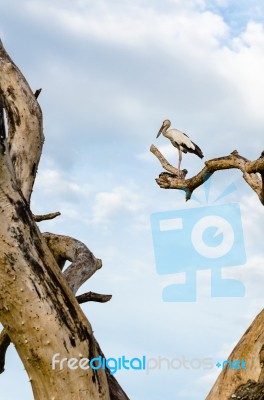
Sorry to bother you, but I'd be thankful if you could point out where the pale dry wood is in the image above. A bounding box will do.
[0,40,129,400]
[43,233,102,294]
[259,344,264,383]
[0,230,111,374]
[151,145,264,204]
[0,40,44,202]
[229,381,264,400]
[94,338,130,400]
[150,144,179,175]
[150,144,188,177]
[0,144,110,399]
[0,41,113,399]
[205,308,264,399]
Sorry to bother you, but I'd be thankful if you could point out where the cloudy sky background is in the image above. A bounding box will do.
[0,0,264,399]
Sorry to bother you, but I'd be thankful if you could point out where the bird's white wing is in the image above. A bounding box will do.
[167,129,195,150]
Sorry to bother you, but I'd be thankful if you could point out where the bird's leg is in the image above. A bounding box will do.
[178,149,182,177]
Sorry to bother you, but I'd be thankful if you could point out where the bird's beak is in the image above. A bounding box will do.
[156,124,163,138]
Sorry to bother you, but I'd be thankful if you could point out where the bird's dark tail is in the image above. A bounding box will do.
[194,144,204,159]
[187,142,204,159]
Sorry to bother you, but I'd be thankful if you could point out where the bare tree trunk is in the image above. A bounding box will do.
[0,40,129,399]
[206,309,264,399]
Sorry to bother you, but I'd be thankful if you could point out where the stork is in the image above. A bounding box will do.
[156,120,204,176]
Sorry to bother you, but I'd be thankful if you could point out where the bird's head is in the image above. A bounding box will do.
[156,119,171,138]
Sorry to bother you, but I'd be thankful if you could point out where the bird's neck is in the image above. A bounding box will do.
[163,129,170,138]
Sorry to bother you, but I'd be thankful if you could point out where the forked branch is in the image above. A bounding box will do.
[43,233,103,295]
[151,145,264,204]
[0,232,110,374]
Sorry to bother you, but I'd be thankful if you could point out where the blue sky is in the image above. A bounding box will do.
[0,1,264,399]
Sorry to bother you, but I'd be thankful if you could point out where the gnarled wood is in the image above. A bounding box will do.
[151,146,264,204]
[150,144,188,177]
[228,380,264,400]
[76,292,112,304]
[0,40,44,202]
[206,309,264,399]
[43,233,102,294]
[0,41,128,400]
[0,144,110,399]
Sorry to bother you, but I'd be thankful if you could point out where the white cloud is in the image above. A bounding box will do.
[35,168,92,200]
[214,0,230,6]
[25,0,228,53]
[92,184,144,223]
[215,22,264,121]
[240,192,264,252]
[4,0,261,157]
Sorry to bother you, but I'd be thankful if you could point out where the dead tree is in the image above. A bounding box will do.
[0,41,129,399]
[151,144,264,399]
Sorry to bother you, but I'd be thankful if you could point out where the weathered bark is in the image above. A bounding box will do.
[43,233,102,295]
[228,381,264,400]
[94,339,130,400]
[150,144,188,177]
[76,292,112,304]
[151,145,264,204]
[206,309,264,399]
[0,39,44,202]
[34,211,61,222]
[0,145,110,399]
[0,40,129,399]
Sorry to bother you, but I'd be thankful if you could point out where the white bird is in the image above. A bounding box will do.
[156,119,204,175]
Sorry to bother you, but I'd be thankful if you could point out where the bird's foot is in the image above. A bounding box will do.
[177,169,184,179]
[177,169,188,179]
